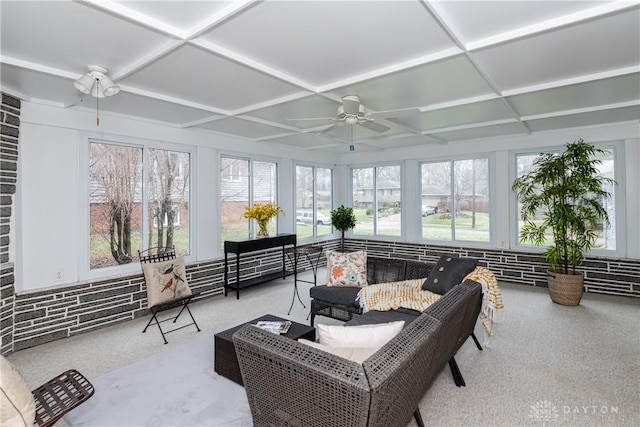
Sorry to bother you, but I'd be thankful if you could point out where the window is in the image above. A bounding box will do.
[89,141,190,270]
[515,147,616,250]
[220,156,277,243]
[352,165,402,236]
[296,165,333,238]
[421,158,490,242]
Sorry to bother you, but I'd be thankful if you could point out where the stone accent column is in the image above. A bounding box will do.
[1,93,21,354]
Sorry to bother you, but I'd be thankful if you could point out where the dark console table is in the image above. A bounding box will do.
[224,233,296,299]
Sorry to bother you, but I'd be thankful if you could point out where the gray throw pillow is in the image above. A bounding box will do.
[422,254,478,294]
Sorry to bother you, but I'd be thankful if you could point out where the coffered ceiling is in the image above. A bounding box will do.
[2,1,639,153]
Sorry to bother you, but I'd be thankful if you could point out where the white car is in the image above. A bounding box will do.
[297,211,331,226]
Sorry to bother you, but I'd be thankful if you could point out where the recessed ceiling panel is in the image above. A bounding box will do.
[117,1,232,33]
[507,73,640,116]
[402,99,516,131]
[195,117,290,139]
[269,133,342,150]
[433,1,610,44]
[524,106,640,132]
[0,1,170,76]
[119,44,302,111]
[429,122,528,142]
[1,64,79,106]
[472,9,640,91]
[327,55,496,111]
[201,1,457,87]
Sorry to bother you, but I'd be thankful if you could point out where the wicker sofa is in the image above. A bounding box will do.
[309,256,435,326]
[232,279,483,427]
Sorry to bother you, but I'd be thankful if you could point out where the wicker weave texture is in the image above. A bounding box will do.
[363,315,446,427]
[235,280,483,427]
[233,325,371,427]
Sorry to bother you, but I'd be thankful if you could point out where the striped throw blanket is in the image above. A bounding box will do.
[356,267,504,341]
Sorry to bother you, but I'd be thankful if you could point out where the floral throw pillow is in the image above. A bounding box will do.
[141,257,192,308]
[326,250,368,287]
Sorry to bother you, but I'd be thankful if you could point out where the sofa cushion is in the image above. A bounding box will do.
[298,339,378,364]
[0,355,36,427]
[422,254,477,294]
[317,321,404,348]
[345,309,420,327]
[310,285,361,307]
[326,250,368,287]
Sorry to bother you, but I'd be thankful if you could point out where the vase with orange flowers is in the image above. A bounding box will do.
[243,202,284,237]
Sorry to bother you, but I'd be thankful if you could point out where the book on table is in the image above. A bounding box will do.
[255,320,292,334]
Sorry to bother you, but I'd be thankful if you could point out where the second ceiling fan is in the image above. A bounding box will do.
[289,95,391,134]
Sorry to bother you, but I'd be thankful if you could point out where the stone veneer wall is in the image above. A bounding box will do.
[1,94,21,354]
[344,239,640,297]
[9,242,326,352]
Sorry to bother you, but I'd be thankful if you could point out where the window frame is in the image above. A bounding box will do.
[418,154,494,247]
[295,163,334,240]
[350,163,403,238]
[80,134,196,280]
[219,154,280,242]
[510,141,625,258]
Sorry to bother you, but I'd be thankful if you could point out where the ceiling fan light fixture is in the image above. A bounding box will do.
[345,116,359,125]
[73,65,120,98]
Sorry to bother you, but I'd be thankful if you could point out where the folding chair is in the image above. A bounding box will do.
[139,246,201,344]
[1,356,95,427]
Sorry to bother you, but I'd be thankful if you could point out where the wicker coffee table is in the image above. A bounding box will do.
[214,314,316,385]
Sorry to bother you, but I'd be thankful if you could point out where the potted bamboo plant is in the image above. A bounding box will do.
[330,205,357,252]
[512,139,615,305]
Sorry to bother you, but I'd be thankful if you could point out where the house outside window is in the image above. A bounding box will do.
[220,156,277,244]
[352,165,402,236]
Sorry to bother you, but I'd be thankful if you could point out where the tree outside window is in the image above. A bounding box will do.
[89,142,190,269]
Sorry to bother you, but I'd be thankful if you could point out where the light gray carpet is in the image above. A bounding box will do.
[64,332,251,426]
[7,269,640,426]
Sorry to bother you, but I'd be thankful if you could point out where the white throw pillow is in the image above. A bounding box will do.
[298,339,378,364]
[317,321,405,348]
[325,250,368,287]
[0,356,36,427]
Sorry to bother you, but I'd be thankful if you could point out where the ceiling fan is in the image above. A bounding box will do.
[288,95,391,134]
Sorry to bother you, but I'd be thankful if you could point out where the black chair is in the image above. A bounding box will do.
[32,369,95,427]
[139,246,201,344]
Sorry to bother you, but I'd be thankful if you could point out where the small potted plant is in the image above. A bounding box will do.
[330,205,357,252]
[512,139,615,305]
[243,202,284,237]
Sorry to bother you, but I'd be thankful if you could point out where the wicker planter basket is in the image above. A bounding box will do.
[547,270,584,306]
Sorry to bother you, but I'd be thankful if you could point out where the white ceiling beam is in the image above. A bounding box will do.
[184,0,260,39]
[424,118,520,134]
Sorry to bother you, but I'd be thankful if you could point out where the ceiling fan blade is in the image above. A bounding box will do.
[360,120,390,133]
[342,95,360,115]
